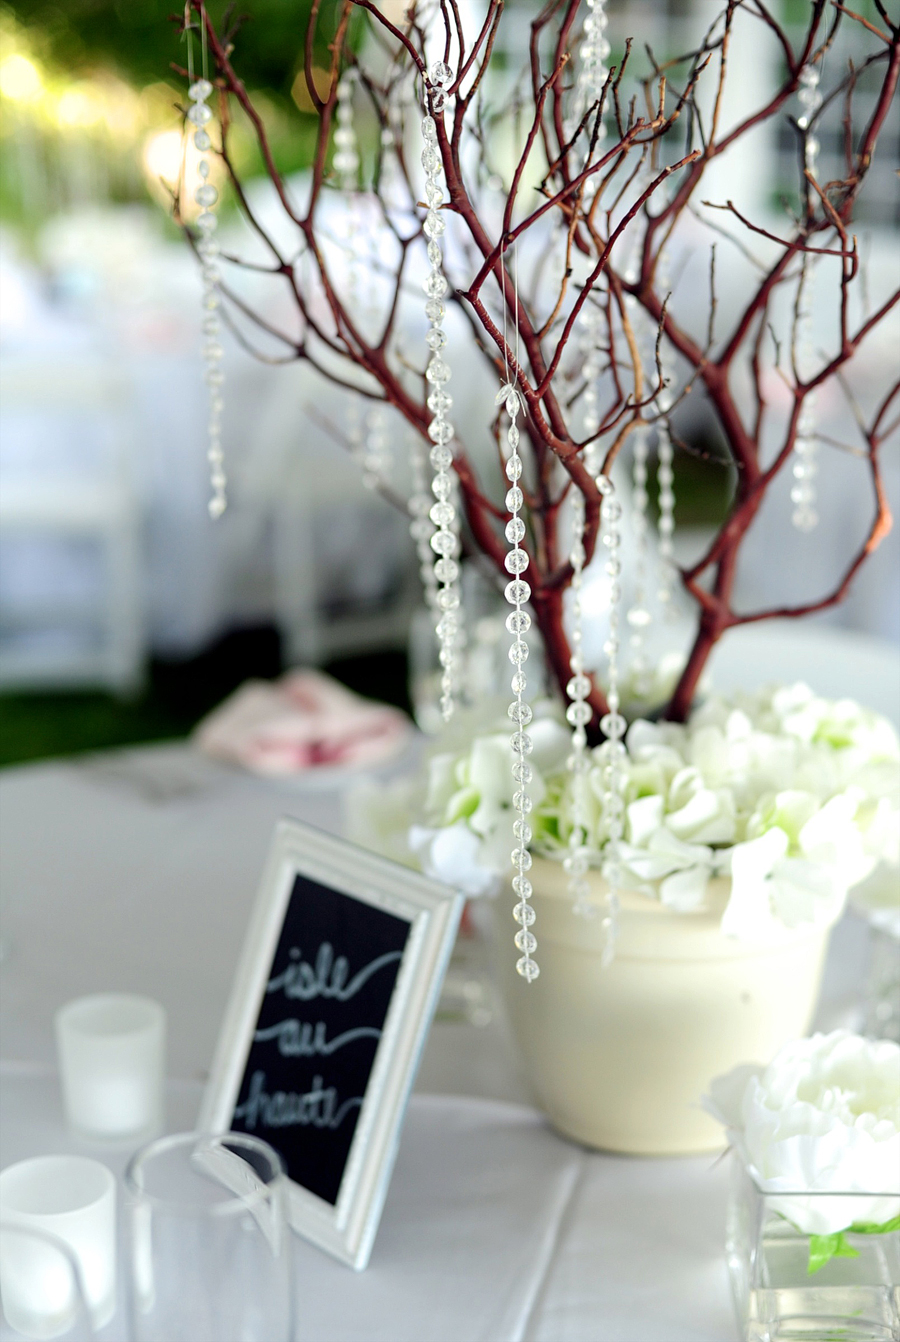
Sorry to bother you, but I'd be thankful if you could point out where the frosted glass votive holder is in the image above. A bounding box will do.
[56,995,166,1142]
[0,1157,116,1334]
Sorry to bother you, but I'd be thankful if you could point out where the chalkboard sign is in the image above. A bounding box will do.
[199,819,462,1270]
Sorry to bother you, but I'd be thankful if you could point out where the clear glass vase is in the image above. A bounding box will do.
[726,1154,900,1341]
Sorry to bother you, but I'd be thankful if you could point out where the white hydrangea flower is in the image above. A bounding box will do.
[396,683,899,938]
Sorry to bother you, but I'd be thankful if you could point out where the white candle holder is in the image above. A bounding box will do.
[0,1157,115,1335]
[55,995,166,1142]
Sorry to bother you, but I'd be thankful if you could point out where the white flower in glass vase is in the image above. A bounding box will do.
[706,1030,900,1240]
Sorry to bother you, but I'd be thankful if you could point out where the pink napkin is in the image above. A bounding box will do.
[193,670,412,776]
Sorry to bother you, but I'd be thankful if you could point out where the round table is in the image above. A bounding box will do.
[1,624,895,1340]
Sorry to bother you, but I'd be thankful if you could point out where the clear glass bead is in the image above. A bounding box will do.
[509,640,529,665]
[430,501,455,527]
[510,731,533,756]
[505,517,526,544]
[333,150,359,174]
[198,160,210,179]
[516,956,540,982]
[196,211,217,233]
[193,129,211,151]
[600,711,626,737]
[505,455,523,481]
[431,60,453,86]
[423,271,448,300]
[506,423,520,450]
[431,555,458,582]
[424,209,445,238]
[514,929,537,954]
[513,820,533,845]
[428,418,453,444]
[425,299,445,322]
[426,357,451,384]
[506,486,523,513]
[188,102,213,125]
[189,78,213,102]
[512,761,533,784]
[410,518,432,542]
[430,88,446,112]
[431,473,452,498]
[504,579,531,605]
[504,549,529,574]
[426,240,442,267]
[567,673,591,698]
[510,671,527,696]
[436,612,458,638]
[421,147,439,174]
[430,445,452,470]
[436,587,460,611]
[565,700,591,727]
[511,848,533,871]
[513,899,535,924]
[425,327,446,350]
[194,183,218,207]
[421,114,437,140]
[430,529,458,557]
[508,701,533,726]
[506,610,531,635]
[513,794,533,817]
[427,388,452,414]
[425,180,443,206]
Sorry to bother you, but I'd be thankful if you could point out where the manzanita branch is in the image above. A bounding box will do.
[182,0,896,731]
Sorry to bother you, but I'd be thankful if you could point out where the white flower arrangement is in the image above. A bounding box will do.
[705,1030,900,1268]
[375,683,900,942]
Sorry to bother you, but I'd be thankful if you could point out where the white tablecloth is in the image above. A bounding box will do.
[1,625,896,1340]
[0,1070,734,1342]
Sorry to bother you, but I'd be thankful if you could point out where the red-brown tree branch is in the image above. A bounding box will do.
[182,0,896,732]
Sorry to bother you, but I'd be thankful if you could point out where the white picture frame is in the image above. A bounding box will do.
[199,817,463,1270]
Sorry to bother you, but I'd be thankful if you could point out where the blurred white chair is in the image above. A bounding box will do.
[0,358,144,693]
[236,365,420,667]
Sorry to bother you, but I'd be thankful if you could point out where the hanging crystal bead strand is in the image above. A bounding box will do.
[564,485,596,918]
[498,379,538,982]
[597,475,625,965]
[188,78,226,518]
[626,424,652,692]
[567,0,611,162]
[655,399,676,610]
[791,64,823,534]
[579,300,605,475]
[644,246,677,611]
[421,63,460,720]
[408,430,438,612]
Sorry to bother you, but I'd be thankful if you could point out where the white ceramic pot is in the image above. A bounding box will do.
[493,856,835,1155]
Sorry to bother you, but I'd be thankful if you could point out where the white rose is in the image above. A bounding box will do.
[705,1030,900,1235]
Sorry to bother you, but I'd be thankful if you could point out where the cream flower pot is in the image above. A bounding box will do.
[493,856,835,1155]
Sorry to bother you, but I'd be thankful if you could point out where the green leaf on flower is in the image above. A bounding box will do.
[807,1217,899,1274]
[849,1215,900,1236]
[807,1232,859,1274]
